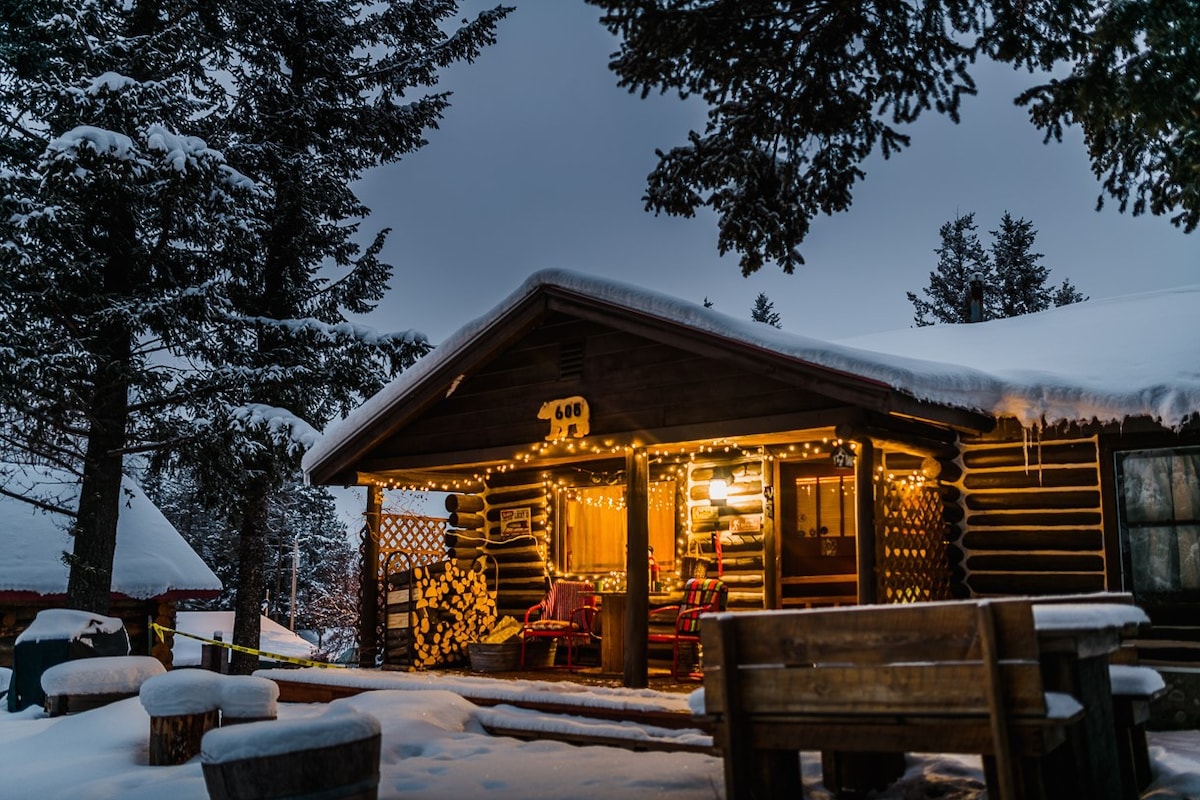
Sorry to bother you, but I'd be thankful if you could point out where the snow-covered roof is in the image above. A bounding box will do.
[303,270,1200,478]
[172,611,316,667]
[0,465,222,599]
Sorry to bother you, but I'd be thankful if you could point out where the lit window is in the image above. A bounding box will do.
[794,475,856,538]
[556,483,675,575]
[1115,446,1200,606]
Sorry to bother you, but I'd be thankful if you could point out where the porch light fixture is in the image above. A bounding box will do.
[708,479,728,500]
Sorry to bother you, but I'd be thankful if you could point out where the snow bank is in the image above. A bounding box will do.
[41,656,164,697]
[200,705,379,763]
[15,609,125,646]
[254,666,693,716]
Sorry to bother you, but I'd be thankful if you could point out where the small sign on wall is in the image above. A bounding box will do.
[500,507,531,538]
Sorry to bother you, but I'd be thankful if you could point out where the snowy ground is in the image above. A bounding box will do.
[1,669,1199,800]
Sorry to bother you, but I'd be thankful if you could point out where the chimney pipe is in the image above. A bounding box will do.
[968,273,984,323]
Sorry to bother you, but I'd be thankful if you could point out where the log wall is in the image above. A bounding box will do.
[443,481,550,621]
[948,424,1107,597]
[684,458,767,609]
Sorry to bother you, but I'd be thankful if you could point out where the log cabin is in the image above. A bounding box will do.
[302,270,1200,724]
[0,465,222,668]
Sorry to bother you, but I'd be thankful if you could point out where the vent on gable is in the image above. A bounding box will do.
[559,341,585,381]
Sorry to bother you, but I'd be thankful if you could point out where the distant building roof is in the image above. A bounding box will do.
[0,464,222,600]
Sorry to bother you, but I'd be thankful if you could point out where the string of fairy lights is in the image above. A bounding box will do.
[367,435,937,587]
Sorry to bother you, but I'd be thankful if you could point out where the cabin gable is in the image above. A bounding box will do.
[357,312,864,474]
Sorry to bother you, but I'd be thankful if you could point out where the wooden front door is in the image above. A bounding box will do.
[777,462,859,607]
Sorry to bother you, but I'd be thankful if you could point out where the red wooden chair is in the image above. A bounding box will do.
[520,580,597,671]
[648,577,728,680]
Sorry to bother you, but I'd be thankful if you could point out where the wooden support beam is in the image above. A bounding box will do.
[856,439,877,605]
[360,485,382,669]
[624,448,649,689]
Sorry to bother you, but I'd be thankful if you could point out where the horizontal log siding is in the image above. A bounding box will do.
[950,430,1107,597]
[685,458,767,609]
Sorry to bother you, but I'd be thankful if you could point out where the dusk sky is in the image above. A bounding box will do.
[353,2,1198,345]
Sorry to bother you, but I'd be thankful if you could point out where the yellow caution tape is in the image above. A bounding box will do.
[150,622,346,669]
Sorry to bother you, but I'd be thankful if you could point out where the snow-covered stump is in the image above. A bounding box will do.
[218,675,279,726]
[140,670,224,766]
[201,707,381,800]
[42,655,165,716]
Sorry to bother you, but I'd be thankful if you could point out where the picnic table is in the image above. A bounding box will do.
[699,594,1154,800]
[1031,600,1151,800]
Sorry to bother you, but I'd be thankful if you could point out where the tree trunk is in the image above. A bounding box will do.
[231,483,270,674]
[66,266,133,614]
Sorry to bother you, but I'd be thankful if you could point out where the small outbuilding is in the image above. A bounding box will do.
[0,464,222,668]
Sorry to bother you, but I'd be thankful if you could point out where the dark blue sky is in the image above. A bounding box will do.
[353,2,1198,345]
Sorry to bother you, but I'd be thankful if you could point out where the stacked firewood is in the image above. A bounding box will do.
[385,557,497,669]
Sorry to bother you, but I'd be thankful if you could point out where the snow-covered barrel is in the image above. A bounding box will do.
[201,706,381,800]
[42,654,164,716]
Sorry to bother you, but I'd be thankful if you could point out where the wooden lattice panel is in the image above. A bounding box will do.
[376,514,447,580]
[877,481,951,604]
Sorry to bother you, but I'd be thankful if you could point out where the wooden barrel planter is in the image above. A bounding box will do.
[150,709,220,766]
[139,669,224,766]
[201,710,382,800]
[468,639,555,672]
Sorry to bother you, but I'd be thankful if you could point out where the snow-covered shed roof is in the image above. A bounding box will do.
[303,270,1200,482]
[172,611,316,667]
[0,465,222,600]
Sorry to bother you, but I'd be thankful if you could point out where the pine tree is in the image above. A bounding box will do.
[907,213,994,326]
[750,293,782,328]
[587,1,1197,273]
[991,212,1052,318]
[144,470,359,657]
[1052,279,1088,307]
[908,211,1086,325]
[171,0,510,673]
[0,1,256,612]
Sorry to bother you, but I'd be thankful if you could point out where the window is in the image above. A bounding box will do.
[1115,446,1200,605]
[794,474,857,538]
[556,483,676,575]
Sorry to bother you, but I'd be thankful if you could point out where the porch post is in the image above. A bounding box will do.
[855,439,878,604]
[624,448,649,688]
[360,484,382,668]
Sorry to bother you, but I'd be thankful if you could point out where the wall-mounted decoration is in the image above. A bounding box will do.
[692,506,720,522]
[537,396,590,440]
[831,444,856,469]
[729,515,762,533]
[499,507,531,538]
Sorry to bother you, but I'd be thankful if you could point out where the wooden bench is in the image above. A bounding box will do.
[698,599,1083,800]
